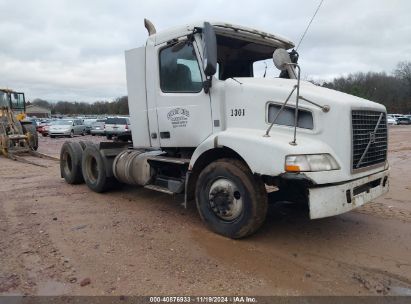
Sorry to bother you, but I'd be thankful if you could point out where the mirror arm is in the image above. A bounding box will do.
[289,64,301,146]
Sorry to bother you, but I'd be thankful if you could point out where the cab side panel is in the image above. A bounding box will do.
[125,47,151,147]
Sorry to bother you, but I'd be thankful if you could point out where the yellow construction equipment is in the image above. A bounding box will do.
[0,88,58,166]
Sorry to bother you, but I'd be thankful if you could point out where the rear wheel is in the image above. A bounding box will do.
[60,141,84,184]
[195,158,268,239]
[82,145,115,193]
[79,140,94,150]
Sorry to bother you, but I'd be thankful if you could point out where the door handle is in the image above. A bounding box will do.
[160,131,170,139]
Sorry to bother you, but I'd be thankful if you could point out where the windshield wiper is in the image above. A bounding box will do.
[230,78,243,85]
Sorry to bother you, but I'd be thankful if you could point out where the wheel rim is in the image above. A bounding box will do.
[86,155,99,183]
[208,178,243,221]
[63,151,72,175]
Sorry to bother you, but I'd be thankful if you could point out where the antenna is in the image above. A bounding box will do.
[296,0,324,51]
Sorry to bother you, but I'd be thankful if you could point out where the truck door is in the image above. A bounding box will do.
[155,40,212,147]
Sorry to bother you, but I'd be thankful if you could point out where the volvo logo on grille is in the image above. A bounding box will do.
[369,131,376,144]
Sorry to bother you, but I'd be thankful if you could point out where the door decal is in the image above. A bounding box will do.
[167,108,190,128]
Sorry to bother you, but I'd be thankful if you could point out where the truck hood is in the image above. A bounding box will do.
[224,77,385,111]
[216,77,387,183]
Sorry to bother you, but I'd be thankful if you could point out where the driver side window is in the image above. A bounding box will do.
[159,42,203,93]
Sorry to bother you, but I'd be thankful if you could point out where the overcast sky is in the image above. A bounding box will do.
[1,0,410,102]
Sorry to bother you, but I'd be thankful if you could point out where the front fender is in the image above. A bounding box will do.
[190,128,337,177]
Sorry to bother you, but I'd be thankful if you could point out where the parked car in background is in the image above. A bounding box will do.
[387,115,397,125]
[83,118,97,134]
[397,116,411,125]
[104,117,131,141]
[49,119,86,138]
[90,119,106,136]
[392,114,405,121]
[43,124,51,136]
[37,120,52,136]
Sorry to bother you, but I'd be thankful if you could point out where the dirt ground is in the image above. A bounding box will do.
[1,127,411,296]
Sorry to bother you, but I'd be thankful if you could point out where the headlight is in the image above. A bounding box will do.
[285,154,340,172]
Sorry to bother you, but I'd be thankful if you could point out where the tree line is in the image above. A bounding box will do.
[28,61,411,115]
[321,61,411,114]
[27,96,129,116]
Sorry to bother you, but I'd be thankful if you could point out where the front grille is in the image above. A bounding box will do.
[352,110,387,170]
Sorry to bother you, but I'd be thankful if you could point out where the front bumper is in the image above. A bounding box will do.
[308,169,389,219]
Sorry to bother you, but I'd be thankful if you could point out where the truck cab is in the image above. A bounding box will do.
[0,89,26,119]
[61,21,389,238]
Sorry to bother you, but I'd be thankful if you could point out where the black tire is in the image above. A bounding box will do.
[117,135,131,142]
[42,132,47,137]
[195,159,268,239]
[70,130,74,138]
[91,134,95,136]
[60,141,84,184]
[81,130,86,136]
[22,124,38,150]
[106,135,112,140]
[79,141,94,150]
[50,135,55,139]
[82,145,113,193]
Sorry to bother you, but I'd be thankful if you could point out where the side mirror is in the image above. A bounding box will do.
[202,22,217,77]
[273,48,292,71]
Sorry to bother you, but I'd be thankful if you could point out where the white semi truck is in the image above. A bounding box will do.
[60,20,389,238]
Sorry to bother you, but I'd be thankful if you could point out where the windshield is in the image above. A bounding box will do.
[54,120,73,125]
[215,34,274,80]
[214,34,296,80]
[84,119,96,126]
[0,91,8,107]
[106,118,127,124]
[10,92,25,112]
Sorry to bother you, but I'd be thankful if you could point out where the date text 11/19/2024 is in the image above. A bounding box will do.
[149,296,257,303]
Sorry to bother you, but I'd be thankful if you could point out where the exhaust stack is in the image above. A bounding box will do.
[144,19,156,36]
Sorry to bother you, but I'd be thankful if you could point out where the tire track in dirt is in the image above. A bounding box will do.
[354,202,411,222]
[0,192,76,295]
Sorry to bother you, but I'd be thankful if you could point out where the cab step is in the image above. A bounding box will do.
[144,175,185,195]
[144,184,175,195]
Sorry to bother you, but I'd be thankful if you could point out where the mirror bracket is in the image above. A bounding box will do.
[203,76,212,94]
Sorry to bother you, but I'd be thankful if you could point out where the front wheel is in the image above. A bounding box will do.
[195,158,268,239]
[22,124,38,150]
[69,130,74,138]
